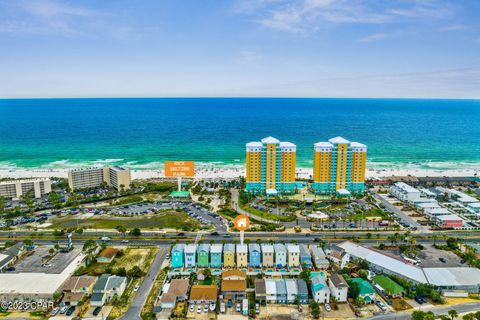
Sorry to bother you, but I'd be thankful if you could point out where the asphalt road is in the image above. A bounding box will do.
[367,302,480,320]
[231,190,278,224]
[120,245,168,320]
[374,193,422,228]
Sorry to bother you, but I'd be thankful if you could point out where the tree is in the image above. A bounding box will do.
[446,238,459,250]
[116,267,127,277]
[49,248,55,255]
[347,281,360,299]
[309,301,320,319]
[463,314,475,320]
[130,228,142,237]
[449,310,458,320]
[299,269,311,283]
[23,239,33,247]
[127,266,144,278]
[412,311,427,320]
[354,297,365,307]
[116,225,127,237]
[82,240,97,253]
[203,268,212,279]
[0,196,6,212]
[425,312,435,320]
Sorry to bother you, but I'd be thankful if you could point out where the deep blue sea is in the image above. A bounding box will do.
[0,98,479,170]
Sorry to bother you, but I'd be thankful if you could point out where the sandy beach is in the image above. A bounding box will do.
[0,166,477,181]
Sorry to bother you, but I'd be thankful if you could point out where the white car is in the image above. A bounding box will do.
[133,286,140,292]
[197,305,202,313]
[325,303,331,312]
[204,304,209,312]
[189,304,194,313]
[60,306,68,314]
[121,239,129,243]
[236,303,241,312]
[376,301,387,312]
[50,307,60,316]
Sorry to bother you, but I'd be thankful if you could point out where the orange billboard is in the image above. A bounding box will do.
[165,161,195,177]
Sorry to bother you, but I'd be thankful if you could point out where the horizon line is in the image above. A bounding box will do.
[1,96,479,101]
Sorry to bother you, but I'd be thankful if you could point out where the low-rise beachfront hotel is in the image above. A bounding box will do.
[0,178,52,200]
[245,136,297,195]
[68,166,131,191]
[312,137,367,195]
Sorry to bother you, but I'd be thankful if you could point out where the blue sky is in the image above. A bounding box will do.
[0,0,479,98]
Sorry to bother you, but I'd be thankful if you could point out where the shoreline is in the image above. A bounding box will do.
[0,166,478,180]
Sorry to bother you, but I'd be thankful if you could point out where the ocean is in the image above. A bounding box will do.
[0,98,479,171]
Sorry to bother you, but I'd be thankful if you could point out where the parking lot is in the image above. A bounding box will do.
[14,246,82,274]
[418,244,465,267]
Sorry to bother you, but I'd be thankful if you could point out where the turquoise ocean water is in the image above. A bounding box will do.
[0,98,479,171]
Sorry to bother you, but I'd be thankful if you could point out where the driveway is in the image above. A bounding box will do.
[374,193,422,228]
[120,246,168,320]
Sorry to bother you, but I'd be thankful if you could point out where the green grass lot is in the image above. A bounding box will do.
[348,208,390,221]
[81,247,158,276]
[240,204,296,222]
[48,211,201,230]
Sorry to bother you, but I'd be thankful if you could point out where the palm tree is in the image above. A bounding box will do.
[449,309,458,320]
[462,314,475,320]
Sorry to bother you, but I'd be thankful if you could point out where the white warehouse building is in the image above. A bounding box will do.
[338,241,480,294]
[390,182,421,202]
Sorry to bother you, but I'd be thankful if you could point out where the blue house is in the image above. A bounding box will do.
[210,244,223,268]
[171,244,185,268]
[248,243,261,268]
[273,244,287,268]
[296,279,309,304]
[275,279,287,304]
[184,244,197,268]
[299,244,313,268]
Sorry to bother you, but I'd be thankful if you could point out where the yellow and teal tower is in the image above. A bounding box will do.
[312,137,367,195]
[246,136,297,195]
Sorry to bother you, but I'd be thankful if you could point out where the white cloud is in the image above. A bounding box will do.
[357,33,388,43]
[235,0,457,34]
[0,0,136,39]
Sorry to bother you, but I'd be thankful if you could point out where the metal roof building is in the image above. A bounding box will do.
[338,241,480,293]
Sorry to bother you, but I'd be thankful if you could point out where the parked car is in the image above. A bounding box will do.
[50,307,60,316]
[255,303,260,314]
[439,257,446,263]
[236,303,241,312]
[189,304,194,313]
[66,306,76,316]
[376,301,387,312]
[204,304,209,312]
[60,306,68,314]
[93,306,102,316]
[414,296,426,304]
[325,303,331,312]
[133,285,140,292]
[197,305,202,313]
